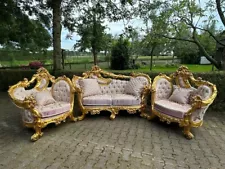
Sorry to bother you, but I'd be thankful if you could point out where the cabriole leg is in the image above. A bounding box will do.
[69,113,77,122]
[31,126,43,141]
[78,113,86,121]
[183,125,194,139]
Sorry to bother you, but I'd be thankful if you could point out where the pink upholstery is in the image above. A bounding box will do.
[13,87,38,101]
[35,102,70,118]
[34,90,56,106]
[39,78,47,89]
[125,78,145,96]
[154,100,192,118]
[21,109,34,123]
[100,79,128,94]
[112,94,141,106]
[197,85,212,100]
[79,79,102,97]
[169,87,193,104]
[155,78,173,100]
[178,76,186,88]
[83,95,112,105]
[52,80,71,102]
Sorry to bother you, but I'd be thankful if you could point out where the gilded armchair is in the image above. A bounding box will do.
[8,67,76,141]
[150,66,217,139]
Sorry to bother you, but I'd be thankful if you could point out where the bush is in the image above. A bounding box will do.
[111,36,130,70]
[29,61,43,69]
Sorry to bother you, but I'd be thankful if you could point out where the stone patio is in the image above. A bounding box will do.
[1,92,225,169]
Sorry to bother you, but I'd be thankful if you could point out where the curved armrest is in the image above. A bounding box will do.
[10,96,41,118]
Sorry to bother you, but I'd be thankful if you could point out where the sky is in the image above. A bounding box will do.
[59,19,144,50]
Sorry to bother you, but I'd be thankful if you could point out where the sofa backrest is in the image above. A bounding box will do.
[73,66,151,96]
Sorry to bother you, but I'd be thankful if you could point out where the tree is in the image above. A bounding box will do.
[73,2,106,65]
[0,0,51,51]
[147,0,224,69]
[111,35,130,70]
[136,0,168,70]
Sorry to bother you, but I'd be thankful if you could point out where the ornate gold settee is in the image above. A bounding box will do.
[72,66,151,120]
[8,68,76,141]
[150,66,217,139]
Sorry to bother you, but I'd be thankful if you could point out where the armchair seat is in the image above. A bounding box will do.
[112,94,141,106]
[154,100,192,119]
[35,102,71,118]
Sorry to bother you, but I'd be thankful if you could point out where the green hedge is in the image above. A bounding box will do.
[0,69,224,112]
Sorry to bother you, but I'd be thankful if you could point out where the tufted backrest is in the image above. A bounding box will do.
[197,85,212,101]
[52,80,71,103]
[135,76,149,86]
[155,78,173,100]
[100,79,129,94]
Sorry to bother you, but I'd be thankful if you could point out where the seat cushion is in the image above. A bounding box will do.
[83,95,112,106]
[154,100,192,119]
[35,102,71,118]
[112,94,141,106]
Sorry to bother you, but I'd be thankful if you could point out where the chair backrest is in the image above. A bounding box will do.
[170,66,217,105]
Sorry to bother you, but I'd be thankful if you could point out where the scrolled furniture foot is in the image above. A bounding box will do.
[31,127,43,141]
[110,113,116,120]
[147,113,156,120]
[78,114,85,121]
[183,126,194,139]
[69,114,77,122]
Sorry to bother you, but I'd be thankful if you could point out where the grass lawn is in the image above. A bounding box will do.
[107,64,215,73]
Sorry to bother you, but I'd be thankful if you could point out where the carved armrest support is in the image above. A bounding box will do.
[23,96,41,118]
[184,96,203,117]
[191,95,203,109]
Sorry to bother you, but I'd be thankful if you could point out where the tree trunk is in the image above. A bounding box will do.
[52,0,62,71]
[93,49,97,65]
[150,45,156,71]
[192,29,222,70]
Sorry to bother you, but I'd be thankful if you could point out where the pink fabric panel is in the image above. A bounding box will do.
[52,80,71,103]
[83,95,112,105]
[21,110,34,123]
[169,87,193,104]
[178,76,186,87]
[155,78,173,100]
[35,102,70,118]
[100,79,128,94]
[112,94,141,106]
[154,100,192,119]
[197,85,212,101]
[191,106,209,123]
[125,78,145,96]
